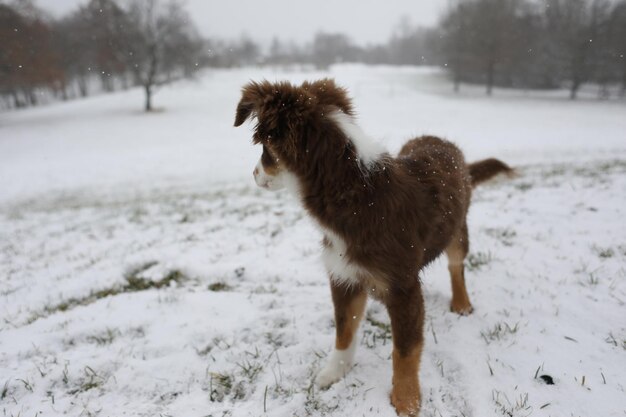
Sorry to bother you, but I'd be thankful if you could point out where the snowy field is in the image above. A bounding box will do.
[1,65,625,417]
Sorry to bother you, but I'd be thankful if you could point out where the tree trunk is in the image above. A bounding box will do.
[59,81,69,101]
[621,64,626,98]
[570,52,585,100]
[570,78,580,100]
[453,63,461,93]
[11,90,23,108]
[102,72,116,92]
[121,73,129,90]
[144,43,159,112]
[101,75,110,92]
[145,83,152,112]
[28,89,37,106]
[598,83,609,99]
[486,61,494,96]
[78,76,88,97]
[1,95,11,110]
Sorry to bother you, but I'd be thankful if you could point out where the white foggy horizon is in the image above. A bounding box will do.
[36,0,450,46]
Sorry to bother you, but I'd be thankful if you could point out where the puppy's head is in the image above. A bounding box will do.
[234,79,353,191]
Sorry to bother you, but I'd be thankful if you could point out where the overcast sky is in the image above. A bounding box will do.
[38,0,449,46]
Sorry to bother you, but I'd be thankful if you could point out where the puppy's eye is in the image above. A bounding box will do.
[261,146,276,166]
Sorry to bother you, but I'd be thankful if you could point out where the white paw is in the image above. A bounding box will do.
[315,358,352,388]
[315,338,359,388]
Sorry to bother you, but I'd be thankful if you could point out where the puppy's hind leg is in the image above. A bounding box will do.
[387,281,424,417]
[315,279,367,388]
[446,222,473,315]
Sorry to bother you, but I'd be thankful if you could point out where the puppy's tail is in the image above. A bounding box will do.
[468,158,514,187]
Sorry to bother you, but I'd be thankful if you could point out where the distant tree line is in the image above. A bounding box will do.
[439,0,626,98]
[296,0,626,98]
[2,0,625,111]
[0,0,278,110]
[1,0,207,111]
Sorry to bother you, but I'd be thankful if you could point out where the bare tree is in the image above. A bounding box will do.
[0,2,63,108]
[312,32,358,70]
[474,0,522,95]
[125,0,202,111]
[267,37,287,66]
[82,0,132,92]
[440,0,527,95]
[589,0,617,98]
[53,6,97,98]
[441,1,472,92]
[545,0,599,99]
[610,0,626,96]
[386,16,437,66]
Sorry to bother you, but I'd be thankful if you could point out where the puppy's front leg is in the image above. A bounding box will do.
[386,282,424,416]
[315,279,367,388]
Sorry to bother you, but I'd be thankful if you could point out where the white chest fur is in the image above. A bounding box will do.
[320,228,368,288]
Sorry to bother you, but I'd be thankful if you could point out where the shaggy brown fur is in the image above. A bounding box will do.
[234,79,512,416]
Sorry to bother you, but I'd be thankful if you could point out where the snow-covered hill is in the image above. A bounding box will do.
[1,65,625,417]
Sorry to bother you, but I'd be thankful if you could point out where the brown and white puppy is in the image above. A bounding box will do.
[234,79,512,416]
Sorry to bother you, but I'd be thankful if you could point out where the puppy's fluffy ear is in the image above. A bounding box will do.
[301,78,353,116]
[234,100,254,127]
[234,80,317,133]
[234,81,268,127]
[235,81,278,127]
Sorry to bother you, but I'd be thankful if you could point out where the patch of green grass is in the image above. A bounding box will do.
[267,383,294,403]
[76,380,100,392]
[211,336,231,350]
[366,314,391,333]
[1,380,9,400]
[208,282,232,292]
[585,272,600,286]
[236,359,263,382]
[363,313,392,348]
[251,285,278,294]
[67,366,106,395]
[86,328,120,345]
[485,227,517,246]
[481,322,519,345]
[605,332,626,350]
[574,262,603,288]
[28,262,186,324]
[195,335,234,356]
[265,332,284,348]
[159,391,182,402]
[492,389,531,417]
[209,372,233,402]
[466,251,494,271]
[514,182,533,191]
[592,246,615,259]
[126,270,183,290]
[209,372,246,402]
[17,378,33,392]
[208,348,268,403]
[195,344,213,356]
[62,363,69,385]
[576,262,601,287]
[124,263,184,291]
[124,261,159,281]
[304,380,339,414]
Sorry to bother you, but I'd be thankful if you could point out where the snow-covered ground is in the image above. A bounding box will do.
[1,65,625,417]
